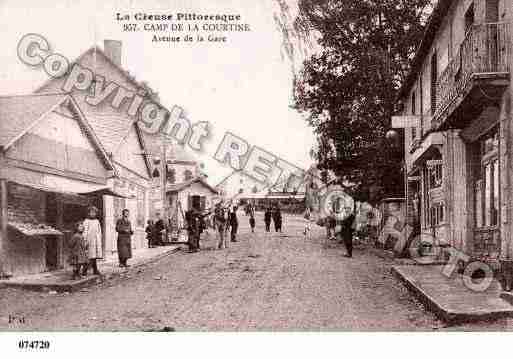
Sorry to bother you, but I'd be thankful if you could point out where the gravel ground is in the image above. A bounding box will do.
[0,213,511,331]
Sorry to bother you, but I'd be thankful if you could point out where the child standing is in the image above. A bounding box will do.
[69,221,88,280]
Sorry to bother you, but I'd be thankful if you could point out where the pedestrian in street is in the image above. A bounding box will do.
[116,209,134,267]
[214,202,228,249]
[185,206,211,253]
[154,212,166,246]
[264,207,272,232]
[335,201,356,258]
[273,205,282,233]
[68,221,88,280]
[248,204,256,233]
[146,220,155,248]
[82,206,103,276]
[303,207,311,238]
[229,205,239,242]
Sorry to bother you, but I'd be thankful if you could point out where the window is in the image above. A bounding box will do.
[136,187,145,227]
[166,166,176,184]
[427,161,443,189]
[429,203,445,227]
[475,126,499,228]
[184,169,193,181]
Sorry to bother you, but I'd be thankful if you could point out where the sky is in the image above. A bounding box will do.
[0,0,316,188]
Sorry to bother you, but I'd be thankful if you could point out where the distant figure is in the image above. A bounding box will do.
[303,207,311,238]
[68,221,88,280]
[82,206,103,276]
[229,206,239,242]
[264,207,272,232]
[116,209,134,267]
[185,207,202,253]
[248,204,256,233]
[214,202,228,249]
[145,220,155,248]
[154,212,166,246]
[273,206,282,233]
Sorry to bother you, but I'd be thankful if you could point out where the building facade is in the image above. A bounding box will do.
[35,41,159,257]
[397,0,513,264]
[0,94,119,276]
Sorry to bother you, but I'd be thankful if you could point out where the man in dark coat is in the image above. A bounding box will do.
[185,207,210,253]
[116,209,134,267]
[273,206,282,233]
[154,212,166,246]
[264,207,272,232]
[229,206,239,242]
[339,208,356,258]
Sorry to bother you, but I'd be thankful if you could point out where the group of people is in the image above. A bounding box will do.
[144,213,168,248]
[182,202,240,252]
[68,206,136,280]
[263,206,282,233]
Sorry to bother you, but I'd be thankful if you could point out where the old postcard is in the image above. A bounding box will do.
[0,0,513,356]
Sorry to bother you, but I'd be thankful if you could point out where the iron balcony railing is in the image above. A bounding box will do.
[434,22,511,125]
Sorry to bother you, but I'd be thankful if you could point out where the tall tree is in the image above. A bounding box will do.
[294,0,432,203]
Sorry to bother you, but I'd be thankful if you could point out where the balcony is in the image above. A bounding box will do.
[432,22,511,130]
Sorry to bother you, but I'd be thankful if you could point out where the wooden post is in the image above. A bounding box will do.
[0,179,8,276]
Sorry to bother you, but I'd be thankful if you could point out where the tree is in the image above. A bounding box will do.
[294,0,433,203]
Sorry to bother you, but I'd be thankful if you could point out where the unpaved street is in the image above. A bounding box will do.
[1,214,508,331]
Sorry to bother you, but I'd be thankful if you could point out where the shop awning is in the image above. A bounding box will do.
[78,187,130,198]
[8,222,63,237]
[409,132,443,168]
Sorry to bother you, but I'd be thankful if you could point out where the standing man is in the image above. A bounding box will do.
[229,205,239,242]
[214,202,228,249]
[116,209,134,267]
[273,205,282,233]
[264,207,272,232]
[185,206,209,253]
[248,204,256,233]
[154,212,166,246]
[335,201,356,258]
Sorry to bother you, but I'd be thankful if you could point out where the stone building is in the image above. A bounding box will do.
[395,0,513,265]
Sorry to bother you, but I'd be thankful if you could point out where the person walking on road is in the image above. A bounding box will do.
[334,201,356,258]
[82,206,103,276]
[185,206,210,253]
[229,205,239,242]
[273,205,282,233]
[145,220,155,248]
[264,207,272,232]
[116,209,134,267]
[69,221,88,280]
[214,202,228,249]
[248,204,256,233]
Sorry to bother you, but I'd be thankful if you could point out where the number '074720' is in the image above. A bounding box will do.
[18,340,50,350]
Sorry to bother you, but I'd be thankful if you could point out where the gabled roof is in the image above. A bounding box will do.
[34,46,159,178]
[166,176,218,194]
[0,92,117,174]
[0,93,67,149]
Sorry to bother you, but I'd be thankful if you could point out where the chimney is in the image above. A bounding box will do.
[103,40,122,67]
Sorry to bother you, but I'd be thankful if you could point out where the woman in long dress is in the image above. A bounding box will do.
[82,206,103,276]
[116,209,134,267]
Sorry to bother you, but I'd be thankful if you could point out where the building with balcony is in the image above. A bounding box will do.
[397,0,513,263]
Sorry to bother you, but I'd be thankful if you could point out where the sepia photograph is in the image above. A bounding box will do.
[1,0,513,356]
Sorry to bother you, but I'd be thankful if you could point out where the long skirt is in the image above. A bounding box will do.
[117,235,132,261]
